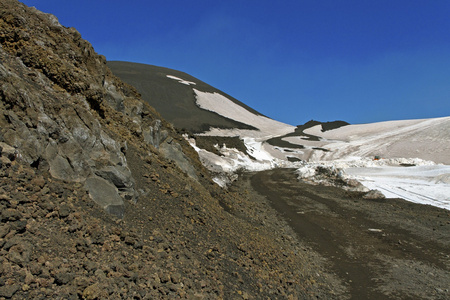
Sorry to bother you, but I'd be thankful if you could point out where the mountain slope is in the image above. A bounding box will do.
[107,61,263,133]
[109,61,450,167]
[0,1,344,298]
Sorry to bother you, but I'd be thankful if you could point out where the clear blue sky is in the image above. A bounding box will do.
[21,0,450,125]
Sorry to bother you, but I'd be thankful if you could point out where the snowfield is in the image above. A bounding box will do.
[172,78,450,210]
[295,158,450,210]
[344,164,450,210]
[193,89,295,138]
[302,117,450,165]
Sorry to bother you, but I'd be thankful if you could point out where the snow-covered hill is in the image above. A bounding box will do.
[110,62,450,210]
[300,117,450,165]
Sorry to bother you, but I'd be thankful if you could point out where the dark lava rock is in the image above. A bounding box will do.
[1,209,22,222]
[58,204,71,218]
[54,272,75,285]
[10,220,27,233]
[0,284,20,298]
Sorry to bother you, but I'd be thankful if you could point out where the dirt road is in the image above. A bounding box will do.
[248,168,450,299]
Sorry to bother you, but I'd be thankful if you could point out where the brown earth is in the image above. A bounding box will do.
[0,149,351,299]
[241,168,450,300]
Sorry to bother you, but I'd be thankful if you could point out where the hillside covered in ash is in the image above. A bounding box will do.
[0,1,345,299]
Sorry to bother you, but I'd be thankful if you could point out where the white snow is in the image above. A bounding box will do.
[185,135,292,175]
[193,89,294,137]
[166,75,196,86]
[300,117,450,165]
[184,86,450,210]
[343,164,450,210]
[295,158,450,210]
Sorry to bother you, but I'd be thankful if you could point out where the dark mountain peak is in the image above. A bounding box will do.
[108,61,262,133]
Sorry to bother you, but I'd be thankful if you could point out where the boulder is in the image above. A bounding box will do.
[94,165,136,202]
[94,165,133,189]
[363,190,386,200]
[84,177,124,218]
[160,138,198,180]
[143,119,168,148]
[48,154,84,182]
[0,141,16,161]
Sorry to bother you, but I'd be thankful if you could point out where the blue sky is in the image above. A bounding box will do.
[21,0,450,125]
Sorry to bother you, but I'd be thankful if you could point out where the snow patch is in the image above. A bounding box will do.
[193,89,294,136]
[184,134,298,185]
[296,158,450,210]
[166,75,196,86]
[343,164,450,210]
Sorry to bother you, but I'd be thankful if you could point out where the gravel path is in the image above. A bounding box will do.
[245,168,450,300]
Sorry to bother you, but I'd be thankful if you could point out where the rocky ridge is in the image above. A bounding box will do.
[0,0,206,217]
[0,1,344,299]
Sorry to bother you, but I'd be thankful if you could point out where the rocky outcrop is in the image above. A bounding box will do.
[0,35,133,216]
[160,138,198,180]
[143,119,166,148]
[0,0,199,217]
[0,141,16,167]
